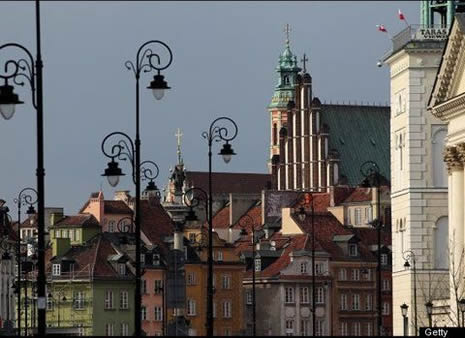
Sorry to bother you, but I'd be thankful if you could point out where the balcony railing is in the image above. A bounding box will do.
[392,24,449,53]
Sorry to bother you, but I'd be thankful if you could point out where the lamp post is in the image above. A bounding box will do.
[458,298,465,327]
[425,301,433,327]
[239,214,259,336]
[0,0,47,334]
[360,160,383,336]
[297,193,316,336]
[13,187,38,335]
[403,250,418,335]
[400,303,409,336]
[100,39,171,337]
[201,117,238,337]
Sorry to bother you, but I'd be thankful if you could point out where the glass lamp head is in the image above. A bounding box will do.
[0,83,23,120]
[102,159,125,187]
[218,142,236,164]
[147,74,170,101]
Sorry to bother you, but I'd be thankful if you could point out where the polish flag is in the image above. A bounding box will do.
[398,9,405,21]
[376,24,387,33]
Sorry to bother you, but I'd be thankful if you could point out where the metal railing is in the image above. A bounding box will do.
[392,24,449,53]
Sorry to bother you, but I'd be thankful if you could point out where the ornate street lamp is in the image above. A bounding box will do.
[201,117,238,336]
[0,1,47,334]
[403,250,418,335]
[400,303,409,336]
[101,38,172,337]
[360,160,383,336]
[239,214,260,336]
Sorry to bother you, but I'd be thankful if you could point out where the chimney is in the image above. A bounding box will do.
[49,211,64,226]
[52,237,71,257]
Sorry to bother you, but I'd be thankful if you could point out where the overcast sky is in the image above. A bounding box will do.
[0,1,419,217]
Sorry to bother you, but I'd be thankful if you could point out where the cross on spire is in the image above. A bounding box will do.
[175,128,183,164]
[301,53,309,73]
[283,23,291,46]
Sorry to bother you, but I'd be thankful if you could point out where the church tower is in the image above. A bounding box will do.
[269,25,338,192]
[384,1,462,335]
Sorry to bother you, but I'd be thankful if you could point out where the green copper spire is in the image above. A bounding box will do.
[269,24,301,109]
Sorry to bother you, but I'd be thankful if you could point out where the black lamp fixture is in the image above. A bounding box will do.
[102,158,125,187]
[400,303,409,317]
[404,260,410,268]
[425,301,433,316]
[0,82,24,120]
[147,73,170,100]
[26,205,36,215]
[218,142,236,164]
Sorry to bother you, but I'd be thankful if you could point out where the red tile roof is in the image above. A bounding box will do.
[211,205,230,229]
[231,206,262,232]
[185,171,271,194]
[344,187,373,203]
[104,200,133,215]
[52,214,100,228]
[292,193,331,213]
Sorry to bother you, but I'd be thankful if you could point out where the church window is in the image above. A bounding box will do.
[284,75,290,85]
[434,216,448,269]
[273,123,278,145]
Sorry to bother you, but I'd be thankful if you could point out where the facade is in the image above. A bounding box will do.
[383,1,460,334]
[429,12,465,326]
[0,222,16,331]
[268,35,390,192]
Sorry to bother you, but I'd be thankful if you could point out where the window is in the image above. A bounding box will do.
[285,287,295,303]
[104,290,114,309]
[153,254,160,265]
[365,207,373,223]
[382,279,390,291]
[340,322,348,336]
[301,320,310,336]
[381,254,388,266]
[154,306,163,321]
[285,319,294,336]
[187,299,196,316]
[382,302,390,315]
[224,328,232,336]
[108,221,115,233]
[367,322,373,336]
[76,229,81,241]
[300,287,309,304]
[52,264,61,276]
[217,251,223,261]
[78,325,85,336]
[273,123,278,145]
[255,258,261,272]
[365,269,372,281]
[142,279,147,294]
[70,229,75,241]
[349,244,358,257]
[141,306,147,320]
[246,290,252,305]
[300,262,308,274]
[366,294,373,311]
[435,216,449,269]
[340,294,347,310]
[351,269,360,281]
[120,290,129,309]
[355,208,361,225]
[105,323,114,336]
[315,319,325,336]
[223,300,232,318]
[222,274,231,289]
[118,263,126,275]
[315,262,325,275]
[121,323,129,336]
[352,294,360,311]
[140,254,145,265]
[432,127,447,187]
[316,287,325,304]
[46,296,54,311]
[352,322,361,336]
[74,291,85,310]
[339,268,347,281]
[187,272,196,285]
[154,280,163,294]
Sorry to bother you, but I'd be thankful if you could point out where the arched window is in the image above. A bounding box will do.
[399,134,403,171]
[434,216,449,269]
[273,123,278,145]
[284,75,290,85]
[432,127,447,187]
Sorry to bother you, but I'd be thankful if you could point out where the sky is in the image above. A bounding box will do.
[0,1,419,217]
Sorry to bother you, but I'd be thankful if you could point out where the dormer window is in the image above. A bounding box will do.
[381,253,388,266]
[217,251,223,262]
[153,254,160,265]
[52,264,61,276]
[140,254,145,264]
[349,244,358,257]
[300,262,308,274]
[118,263,126,275]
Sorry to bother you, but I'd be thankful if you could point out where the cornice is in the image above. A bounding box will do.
[430,91,465,120]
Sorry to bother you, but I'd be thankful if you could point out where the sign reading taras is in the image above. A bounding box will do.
[417,27,449,40]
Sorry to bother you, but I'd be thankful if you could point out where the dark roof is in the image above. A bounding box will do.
[104,200,133,215]
[320,104,390,186]
[52,214,100,228]
[185,171,271,194]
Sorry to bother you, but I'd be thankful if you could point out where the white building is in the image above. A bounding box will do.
[383,1,459,335]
